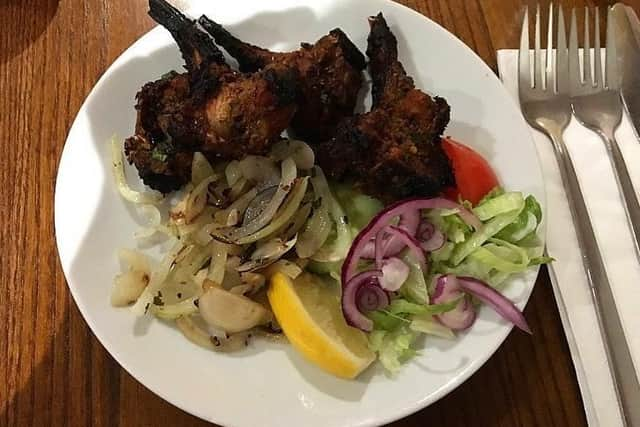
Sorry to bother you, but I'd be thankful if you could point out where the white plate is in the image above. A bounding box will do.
[55,1,544,426]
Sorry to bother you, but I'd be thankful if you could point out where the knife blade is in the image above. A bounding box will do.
[613,3,640,139]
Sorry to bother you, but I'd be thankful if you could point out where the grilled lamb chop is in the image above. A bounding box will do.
[124,0,298,193]
[198,15,366,143]
[315,13,454,202]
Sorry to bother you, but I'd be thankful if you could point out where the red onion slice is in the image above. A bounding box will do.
[421,229,445,252]
[432,275,476,330]
[360,209,420,259]
[356,282,390,312]
[342,270,382,331]
[457,276,532,334]
[374,227,387,268]
[386,225,426,269]
[379,257,410,291]
[342,198,479,284]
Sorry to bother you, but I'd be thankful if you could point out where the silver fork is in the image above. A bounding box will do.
[519,5,640,426]
[569,7,640,258]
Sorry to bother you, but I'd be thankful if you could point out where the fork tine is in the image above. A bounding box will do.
[594,8,604,87]
[519,6,531,89]
[584,7,592,85]
[535,4,543,88]
[557,6,569,94]
[606,6,620,90]
[546,4,555,91]
[569,8,580,93]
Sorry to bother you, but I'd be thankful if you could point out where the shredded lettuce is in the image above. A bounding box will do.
[333,184,383,230]
[368,325,419,374]
[410,314,455,339]
[398,252,429,304]
[365,188,550,374]
[472,192,524,221]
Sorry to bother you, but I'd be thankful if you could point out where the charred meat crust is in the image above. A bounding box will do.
[198,14,365,143]
[125,0,298,193]
[314,13,454,202]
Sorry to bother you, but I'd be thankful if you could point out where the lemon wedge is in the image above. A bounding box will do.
[268,272,375,379]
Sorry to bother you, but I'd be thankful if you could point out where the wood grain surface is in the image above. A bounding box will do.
[1,0,636,426]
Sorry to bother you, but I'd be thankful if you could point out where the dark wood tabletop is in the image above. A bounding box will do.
[2,0,636,425]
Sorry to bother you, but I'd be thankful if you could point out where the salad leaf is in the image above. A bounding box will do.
[496,195,542,243]
[333,184,383,230]
[387,298,461,316]
[472,191,524,221]
[369,325,420,374]
[398,252,429,303]
[410,314,455,339]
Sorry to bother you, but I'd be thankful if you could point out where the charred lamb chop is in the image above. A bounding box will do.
[198,15,366,143]
[124,0,298,193]
[315,13,455,202]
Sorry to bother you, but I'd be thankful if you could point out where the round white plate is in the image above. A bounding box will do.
[55,1,544,426]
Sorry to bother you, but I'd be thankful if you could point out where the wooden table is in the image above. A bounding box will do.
[2,0,636,425]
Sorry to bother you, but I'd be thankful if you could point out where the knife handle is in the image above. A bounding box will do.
[547,127,640,427]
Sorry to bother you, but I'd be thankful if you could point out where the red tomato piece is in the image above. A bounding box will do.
[442,137,499,205]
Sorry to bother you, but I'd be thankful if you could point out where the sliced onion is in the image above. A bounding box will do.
[342,198,478,285]
[237,235,297,272]
[342,270,382,331]
[215,187,258,226]
[281,202,312,241]
[309,169,352,262]
[110,137,162,204]
[457,276,531,334]
[207,241,229,286]
[225,160,242,186]
[269,139,315,170]
[263,259,303,279]
[243,186,277,225]
[360,209,420,259]
[192,152,215,185]
[229,177,249,201]
[296,170,333,258]
[419,222,445,252]
[238,155,280,190]
[229,157,296,240]
[432,274,476,330]
[111,270,149,307]
[379,257,410,291]
[356,282,390,312]
[131,239,183,315]
[234,177,308,244]
[385,225,426,268]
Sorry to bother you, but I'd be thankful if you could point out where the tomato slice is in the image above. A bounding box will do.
[442,137,499,205]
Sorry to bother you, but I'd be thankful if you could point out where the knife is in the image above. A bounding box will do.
[613,3,640,139]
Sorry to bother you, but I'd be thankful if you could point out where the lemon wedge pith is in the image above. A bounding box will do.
[267,272,374,379]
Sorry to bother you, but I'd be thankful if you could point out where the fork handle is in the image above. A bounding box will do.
[548,127,640,427]
[599,131,640,259]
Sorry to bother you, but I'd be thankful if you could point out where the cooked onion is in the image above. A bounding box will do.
[238,155,280,189]
[111,270,149,307]
[192,152,214,185]
[237,235,298,272]
[225,160,242,186]
[229,158,297,240]
[269,139,315,170]
[207,241,229,286]
[110,137,162,204]
[234,177,308,244]
[309,167,351,262]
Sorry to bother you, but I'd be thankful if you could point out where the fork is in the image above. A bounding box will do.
[519,5,640,426]
[569,7,640,259]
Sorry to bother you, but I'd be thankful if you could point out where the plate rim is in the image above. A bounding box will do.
[54,1,545,425]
